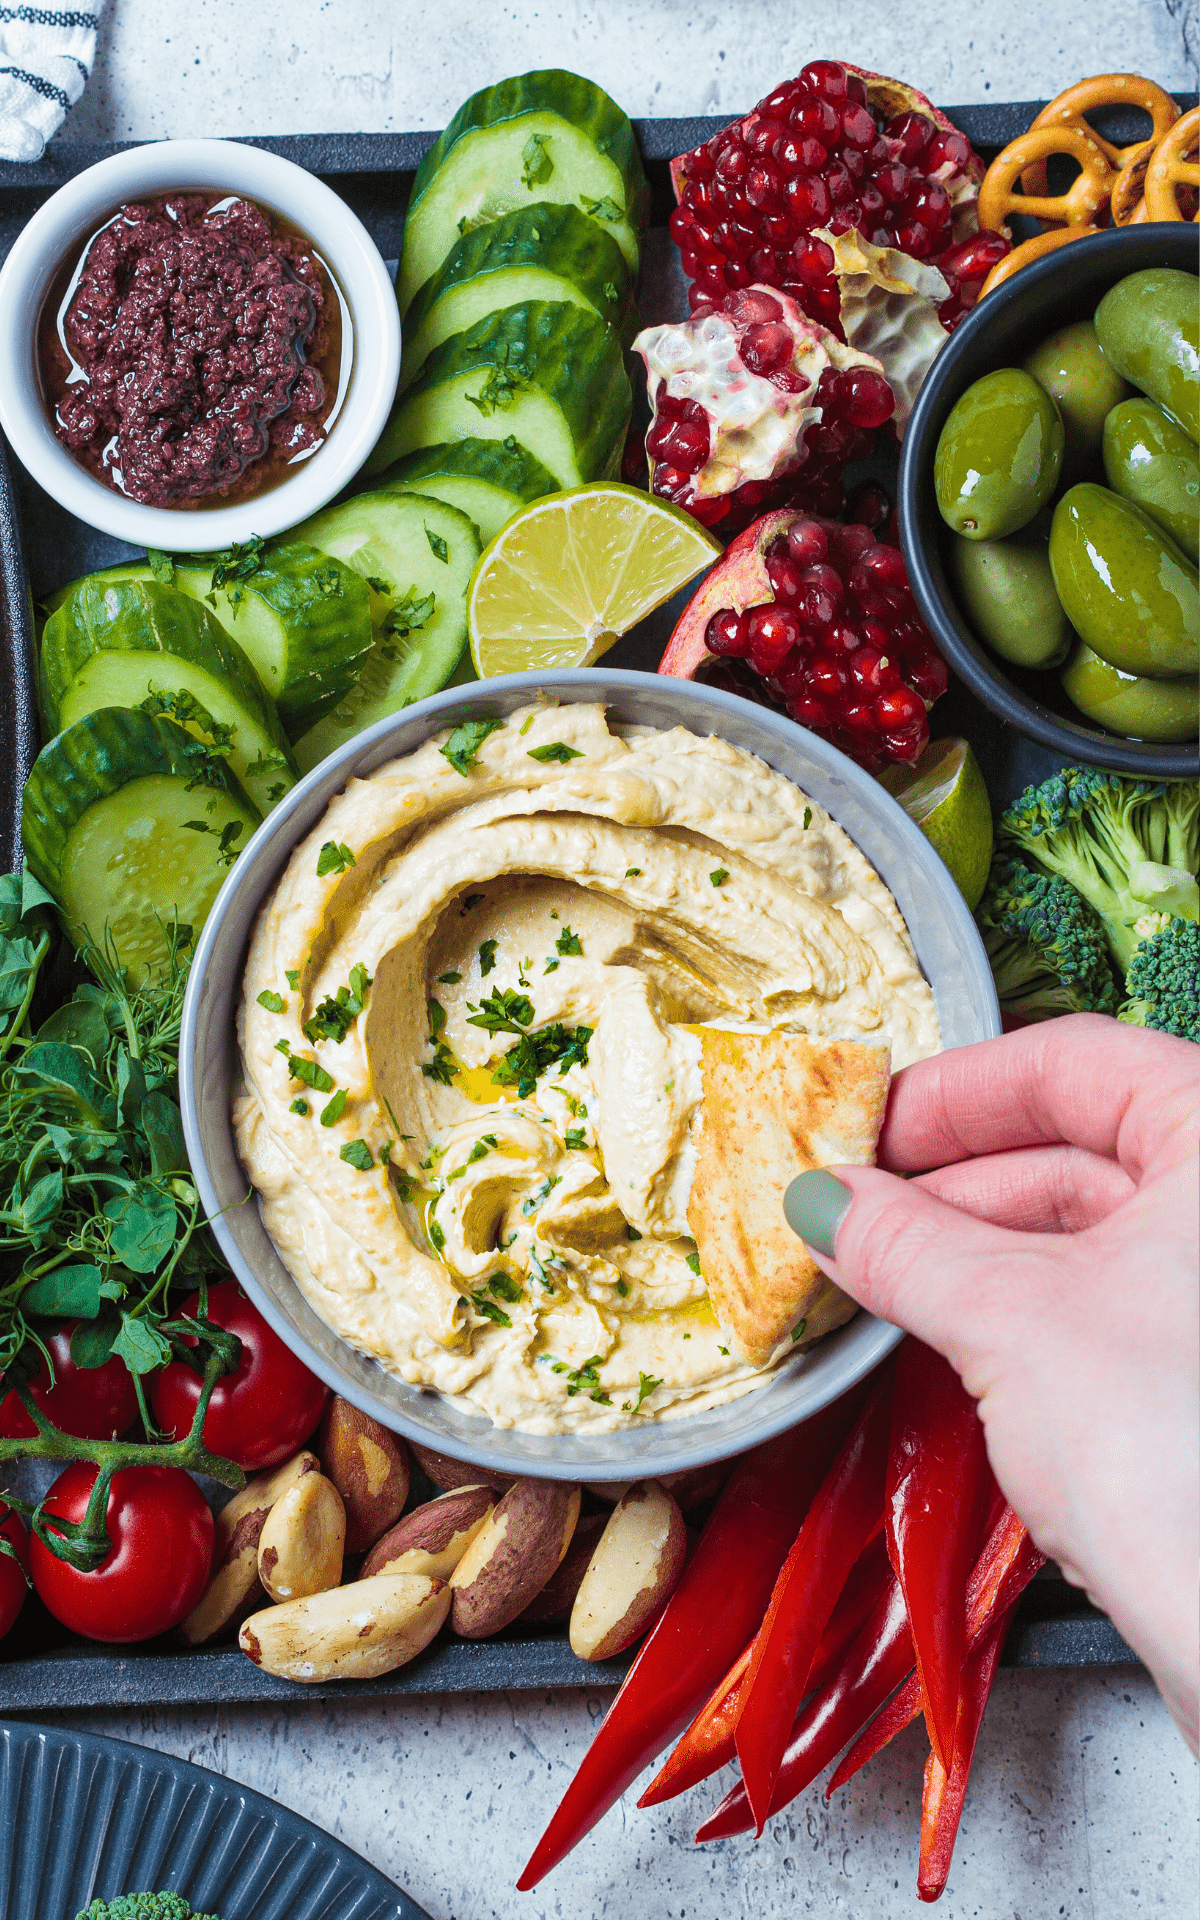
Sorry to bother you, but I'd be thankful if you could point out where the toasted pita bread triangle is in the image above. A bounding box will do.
[684,1028,891,1367]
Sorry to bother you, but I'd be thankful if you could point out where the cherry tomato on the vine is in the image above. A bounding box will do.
[0,1503,29,1641]
[150,1278,328,1471]
[0,1321,141,1441]
[30,1462,213,1643]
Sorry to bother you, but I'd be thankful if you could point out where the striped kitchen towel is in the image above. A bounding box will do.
[0,3,106,162]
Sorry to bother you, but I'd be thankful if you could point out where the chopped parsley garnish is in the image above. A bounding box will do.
[625,867,641,878]
[287,1055,334,1093]
[256,989,286,1014]
[340,1139,374,1170]
[710,868,729,887]
[465,365,522,415]
[438,970,462,984]
[473,1296,512,1328]
[303,964,372,1045]
[428,1218,446,1253]
[147,546,174,582]
[467,987,592,1095]
[543,958,559,974]
[626,1224,643,1242]
[478,938,498,977]
[380,586,436,657]
[521,1175,559,1216]
[290,1097,310,1116]
[521,130,554,188]
[441,717,503,776]
[366,574,393,595]
[686,1251,702,1275]
[461,892,486,914]
[615,1277,629,1298]
[319,1088,348,1127]
[284,968,300,990]
[564,1127,587,1151]
[468,1135,498,1164]
[580,193,623,223]
[803,806,813,830]
[181,817,244,868]
[422,1043,457,1086]
[317,840,356,877]
[555,925,583,956]
[791,1318,808,1343]
[469,986,534,1034]
[623,1371,662,1414]
[718,1345,730,1356]
[428,998,446,1039]
[603,280,619,302]
[529,1245,566,1292]
[425,525,449,563]
[550,1354,611,1404]
[393,1169,419,1203]
[528,742,585,764]
[486,1270,523,1304]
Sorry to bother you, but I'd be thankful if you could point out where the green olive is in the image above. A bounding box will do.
[949,513,1072,668]
[1023,320,1131,479]
[1102,397,1199,564]
[934,368,1065,540]
[1061,640,1198,742]
[1094,268,1199,443]
[1049,482,1198,678]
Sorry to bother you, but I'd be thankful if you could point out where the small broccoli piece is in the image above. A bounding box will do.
[998,769,1199,973]
[1119,914,1199,1042]
[977,857,1119,1019]
[76,1895,218,1920]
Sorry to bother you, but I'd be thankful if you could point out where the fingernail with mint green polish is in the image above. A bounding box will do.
[784,1170,852,1259]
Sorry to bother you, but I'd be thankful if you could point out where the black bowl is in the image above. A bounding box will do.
[900,224,1199,780]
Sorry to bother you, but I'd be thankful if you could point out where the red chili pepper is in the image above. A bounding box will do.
[917,1596,1019,1901]
[640,1532,893,1809]
[733,1359,896,1832]
[886,1339,991,1774]
[826,1669,921,1795]
[516,1384,868,1891]
[696,1559,913,1841]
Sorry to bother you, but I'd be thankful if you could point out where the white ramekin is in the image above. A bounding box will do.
[0,140,400,551]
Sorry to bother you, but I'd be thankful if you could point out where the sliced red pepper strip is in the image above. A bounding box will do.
[886,1339,991,1775]
[826,1503,1047,1796]
[516,1384,868,1891]
[696,1560,912,1842]
[917,1595,1019,1902]
[733,1359,896,1832]
[640,1532,893,1809]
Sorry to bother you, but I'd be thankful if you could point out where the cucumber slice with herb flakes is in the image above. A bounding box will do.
[373,436,559,543]
[367,301,631,490]
[42,577,298,815]
[22,708,261,983]
[400,202,638,388]
[289,491,481,771]
[397,69,649,314]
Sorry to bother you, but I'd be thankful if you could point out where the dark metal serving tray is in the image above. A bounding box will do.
[0,98,1164,1711]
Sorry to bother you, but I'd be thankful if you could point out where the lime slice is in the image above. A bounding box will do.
[467,483,721,678]
[879,737,993,910]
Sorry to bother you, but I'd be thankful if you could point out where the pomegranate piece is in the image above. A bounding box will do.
[658,505,947,773]
[633,285,894,536]
[670,60,1008,340]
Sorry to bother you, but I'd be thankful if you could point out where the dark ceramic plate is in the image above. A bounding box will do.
[0,1719,428,1920]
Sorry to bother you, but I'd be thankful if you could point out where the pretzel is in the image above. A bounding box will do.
[1019,75,1180,206]
[978,222,1094,296]
[978,124,1116,234]
[1111,148,1153,225]
[1143,106,1200,222]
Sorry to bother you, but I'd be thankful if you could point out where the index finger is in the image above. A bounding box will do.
[878,1014,1197,1180]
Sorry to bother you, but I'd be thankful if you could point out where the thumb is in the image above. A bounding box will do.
[784,1165,1063,1381]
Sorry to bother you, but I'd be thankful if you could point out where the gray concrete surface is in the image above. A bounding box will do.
[42,4,1200,1915]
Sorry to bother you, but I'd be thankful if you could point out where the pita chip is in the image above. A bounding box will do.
[684,1028,891,1367]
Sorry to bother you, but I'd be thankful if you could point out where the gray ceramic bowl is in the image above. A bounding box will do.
[899,223,1199,780]
[180,671,1000,1481]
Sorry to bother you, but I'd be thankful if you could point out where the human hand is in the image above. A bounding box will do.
[784,1014,1199,1753]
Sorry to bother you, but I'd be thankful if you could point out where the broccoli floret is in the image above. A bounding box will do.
[977,856,1120,1019]
[998,769,1199,973]
[1119,914,1199,1042]
[76,1895,218,1920]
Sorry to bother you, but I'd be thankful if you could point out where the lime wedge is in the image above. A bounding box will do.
[467,483,720,678]
[879,737,993,910]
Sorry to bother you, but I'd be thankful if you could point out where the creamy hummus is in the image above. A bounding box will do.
[234,701,940,1434]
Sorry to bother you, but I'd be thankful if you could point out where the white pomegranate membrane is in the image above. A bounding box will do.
[636,286,896,531]
[702,510,948,773]
[670,58,1009,338]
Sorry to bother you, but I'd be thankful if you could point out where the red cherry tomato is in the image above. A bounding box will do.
[150,1278,328,1470]
[30,1462,213,1643]
[0,1503,29,1641]
[0,1322,141,1442]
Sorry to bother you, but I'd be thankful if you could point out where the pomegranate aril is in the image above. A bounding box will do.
[851,543,909,592]
[762,213,796,246]
[716,139,750,181]
[746,161,783,209]
[886,110,935,162]
[747,603,802,672]
[845,72,869,106]
[763,84,801,116]
[789,693,832,728]
[724,261,753,289]
[785,517,829,567]
[847,481,892,531]
[791,96,841,142]
[647,418,709,472]
[850,647,901,694]
[748,117,789,156]
[874,686,926,729]
[669,205,694,246]
[857,185,885,222]
[801,60,849,102]
[894,221,936,258]
[840,102,877,149]
[792,233,836,284]
[926,128,970,173]
[740,320,793,374]
[827,620,863,654]
[825,163,855,206]
[939,231,1010,280]
[784,173,831,226]
[726,287,784,324]
[776,132,827,172]
[841,146,867,182]
[884,716,930,761]
[906,650,949,700]
[705,609,750,657]
[807,654,850,699]
[843,701,883,736]
[766,552,803,601]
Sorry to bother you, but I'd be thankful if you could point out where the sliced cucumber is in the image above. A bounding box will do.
[289,491,481,772]
[22,708,261,983]
[46,547,374,737]
[366,301,630,490]
[397,69,650,313]
[400,202,638,388]
[373,436,559,543]
[42,578,298,815]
